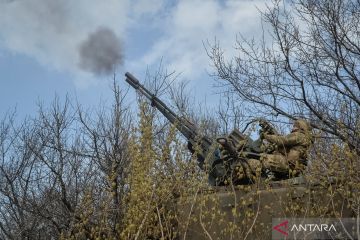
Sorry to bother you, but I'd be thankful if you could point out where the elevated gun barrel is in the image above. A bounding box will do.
[125,72,153,101]
[125,72,263,186]
[125,72,212,152]
[126,72,181,125]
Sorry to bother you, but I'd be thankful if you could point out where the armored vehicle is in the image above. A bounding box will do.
[176,176,354,239]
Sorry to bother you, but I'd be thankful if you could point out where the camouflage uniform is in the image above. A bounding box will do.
[260,119,314,177]
[212,119,313,185]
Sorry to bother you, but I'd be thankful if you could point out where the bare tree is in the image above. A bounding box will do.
[0,112,36,239]
[77,79,132,238]
[208,0,360,150]
[0,98,94,239]
[24,96,95,238]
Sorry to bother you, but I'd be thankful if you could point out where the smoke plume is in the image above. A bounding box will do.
[78,27,123,76]
[0,0,127,84]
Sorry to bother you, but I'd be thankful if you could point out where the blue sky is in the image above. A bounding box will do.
[0,0,267,119]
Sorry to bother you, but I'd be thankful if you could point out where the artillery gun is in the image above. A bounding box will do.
[125,72,262,185]
[125,73,355,239]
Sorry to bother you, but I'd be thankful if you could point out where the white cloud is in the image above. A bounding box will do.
[0,0,268,87]
[132,0,165,16]
[132,0,268,81]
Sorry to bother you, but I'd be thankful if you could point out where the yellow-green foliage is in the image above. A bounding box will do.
[121,103,158,239]
[311,141,360,217]
[62,102,359,240]
[120,102,205,239]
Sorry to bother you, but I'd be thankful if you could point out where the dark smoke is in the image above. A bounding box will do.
[78,26,123,75]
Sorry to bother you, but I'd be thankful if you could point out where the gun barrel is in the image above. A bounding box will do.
[125,72,140,89]
[124,72,212,150]
[125,72,180,126]
[125,72,155,100]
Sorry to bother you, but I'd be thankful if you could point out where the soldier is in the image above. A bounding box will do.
[259,119,314,179]
[218,119,314,184]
